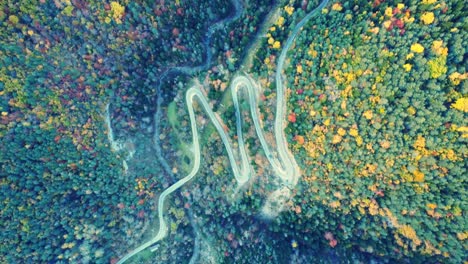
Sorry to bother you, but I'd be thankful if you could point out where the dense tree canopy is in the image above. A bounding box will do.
[1,0,466,263]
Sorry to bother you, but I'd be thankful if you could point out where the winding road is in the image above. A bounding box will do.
[116,0,328,262]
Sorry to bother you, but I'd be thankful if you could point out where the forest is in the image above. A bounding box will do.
[1,0,466,263]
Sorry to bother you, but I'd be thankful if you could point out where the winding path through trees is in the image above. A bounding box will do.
[116,0,329,262]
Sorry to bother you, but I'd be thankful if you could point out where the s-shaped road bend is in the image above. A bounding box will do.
[116,0,329,262]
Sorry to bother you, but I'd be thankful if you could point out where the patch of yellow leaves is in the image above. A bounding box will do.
[380,140,390,149]
[368,199,379,215]
[272,41,281,49]
[451,97,468,112]
[455,126,468,138]
[457,232,468,241]
[384,7,393,17]
[439,149,459,161]
[356,136,363,146]
[413,170,425,182]
[331,3,343,11]
[432,40,448,56]
[329,200,341,208]
[284,6,294,16]
[268,37,274,45]
[421,12,435,25]
[449,72,468,85]
[403,64,412,72]
[363,110,373,120]
[407,106,416,115]
[368,27,379,34]
[383,20,392,29]
[398,225,422,246]
[337,128,346,136]
[110,1,125,24]
[428,56,447,78]
[296,64,303,74]
[411,43,424,53]
[276,16,285,27]
[413,135,426,150]
[332,135,342,144]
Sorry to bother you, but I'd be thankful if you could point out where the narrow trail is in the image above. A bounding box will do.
[151,1,242,263]
[116,0,329,262]
[116,1,243,263]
